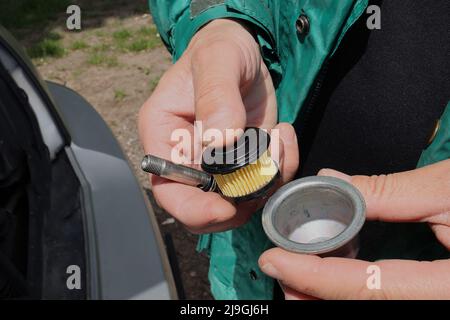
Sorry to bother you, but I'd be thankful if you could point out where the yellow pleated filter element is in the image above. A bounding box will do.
[213,151,278,198]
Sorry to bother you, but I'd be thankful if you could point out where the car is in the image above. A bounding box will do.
[0,25,178,300]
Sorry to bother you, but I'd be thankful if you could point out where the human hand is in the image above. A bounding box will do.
[139,19,299,234]
[259,159,450,299]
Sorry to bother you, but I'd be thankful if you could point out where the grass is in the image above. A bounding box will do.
[128,39,151,52]
[46,31,62,41]
[71,40,89,50]
[112,26,161,53]
[114,89,127,101]
[138,26,157,36]
[0,0,70,32]
[87,53,103,65]
[85,26,158,67]
[28,36,65,58]
[113,29,132,41]
[94,30,107,38]
[87,43,119,67]
[91,43,110,53]
[2,0,163,63]
[87,52,119,67]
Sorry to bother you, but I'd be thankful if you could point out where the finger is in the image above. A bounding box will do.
[242,61,278,129]
[139,60,197,163]
[429,224,450,250]
[190,202,257,234]
[271,123,299,183]
[318,159,450,222]
[151,176,237,232]
[139,59,250,233]
[280,283,318,300]
[259,248,450,300]
[191,42,247,145]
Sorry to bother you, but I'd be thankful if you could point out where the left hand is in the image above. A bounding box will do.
[259,159,450,299]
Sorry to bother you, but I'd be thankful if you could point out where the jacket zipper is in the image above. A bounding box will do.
[298,58,330,136]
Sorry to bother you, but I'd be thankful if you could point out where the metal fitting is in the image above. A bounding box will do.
[141,154,216,192]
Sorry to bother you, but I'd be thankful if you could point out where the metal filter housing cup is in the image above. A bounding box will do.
[262,176,366,258]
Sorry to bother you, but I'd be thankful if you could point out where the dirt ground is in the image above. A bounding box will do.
[6,0,212,300]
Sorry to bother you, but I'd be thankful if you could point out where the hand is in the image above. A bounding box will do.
[259,159,450,299]
[139,19,299,234]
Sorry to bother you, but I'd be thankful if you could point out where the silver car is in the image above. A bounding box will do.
[0,26,177,300]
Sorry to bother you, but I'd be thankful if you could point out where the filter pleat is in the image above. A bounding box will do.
[214,151,278,198]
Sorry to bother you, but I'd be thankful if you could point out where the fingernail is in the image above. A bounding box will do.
[318,168,351,182]
[260,263,281,279]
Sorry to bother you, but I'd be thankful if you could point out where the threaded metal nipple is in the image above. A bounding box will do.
[141,155,165,176]
[141,154,216,192]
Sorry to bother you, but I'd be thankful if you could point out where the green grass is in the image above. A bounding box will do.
[87,52,119,67]
[94,30,107,38]
[87,43,119,67]
[124,36,160,52]
[0,0,70,31]
[71,40,89,50]
[46,31,62,41]
[28,37,65,58]
[87,53,103,65]
[138,26,157,36]
[114,89,127,101]
[91,43,110,53]
[128,39,151,52]
[112,26,161,53]
[113,29,132,41]
[2,0,163,60]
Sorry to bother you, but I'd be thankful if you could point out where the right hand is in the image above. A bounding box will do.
[139,19,299,234]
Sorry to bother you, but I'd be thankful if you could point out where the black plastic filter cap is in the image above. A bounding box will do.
[201,127,271,174]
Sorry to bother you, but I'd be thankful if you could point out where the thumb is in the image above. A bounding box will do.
[318,159,450,222]
[191,42,247,146]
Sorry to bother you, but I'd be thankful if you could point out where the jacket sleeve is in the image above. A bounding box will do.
[148,0,280,75]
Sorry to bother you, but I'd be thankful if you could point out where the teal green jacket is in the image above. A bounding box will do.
[149,0,450,299]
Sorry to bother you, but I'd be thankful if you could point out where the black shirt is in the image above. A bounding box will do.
[295,0,450,260]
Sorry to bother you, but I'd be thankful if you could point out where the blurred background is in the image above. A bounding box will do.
[0,0,211,299]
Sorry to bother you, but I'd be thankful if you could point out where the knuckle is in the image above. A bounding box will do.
[195,79,229,106]
[201,197,222,223]
[357,174,398,202]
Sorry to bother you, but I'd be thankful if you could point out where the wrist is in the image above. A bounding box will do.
[186,18,259,55]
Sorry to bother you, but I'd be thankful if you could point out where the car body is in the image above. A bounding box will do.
[0,26,177,300]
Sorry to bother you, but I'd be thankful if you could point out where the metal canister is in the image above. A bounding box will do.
[262,176,366,258]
